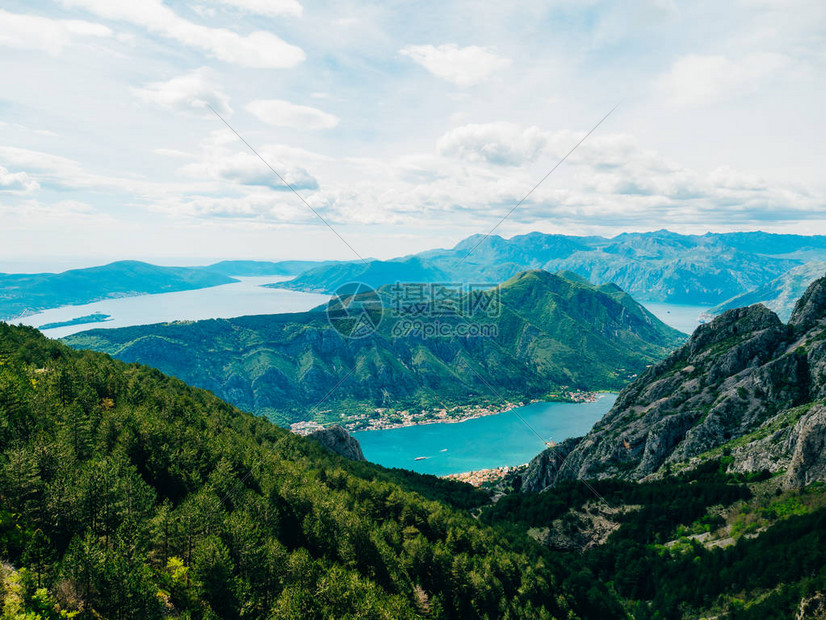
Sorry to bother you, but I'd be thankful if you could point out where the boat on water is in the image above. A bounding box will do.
[414,456,427,461]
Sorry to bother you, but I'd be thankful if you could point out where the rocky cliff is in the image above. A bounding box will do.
[522,276,826,492]
[307,425,367,461]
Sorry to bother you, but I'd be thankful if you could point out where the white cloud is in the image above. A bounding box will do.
[245,100,339,130]
[133,68,232,115]
[0,166,39,193]
[62,0,305,68]
[399,44,511,87]
[207,0,303,18]
[157,192,313,222]
[0,9,112,54]
[180,130,321,191]
[658,53,789,107]
[437,122,547,166]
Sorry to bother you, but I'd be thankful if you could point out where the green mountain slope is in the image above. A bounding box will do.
[0,322,602,619]
[272,230,823,304]
[0,261,236,320]
[64,271,685,425]
[710,261,826,321]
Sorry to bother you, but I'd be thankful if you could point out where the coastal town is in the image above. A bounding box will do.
[442,464,526,487]
[291,390,601,435]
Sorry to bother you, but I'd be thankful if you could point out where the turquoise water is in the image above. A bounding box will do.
[641,302,710,335]
[353,394,617,476]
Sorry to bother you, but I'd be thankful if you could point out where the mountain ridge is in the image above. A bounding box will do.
[521,275,826,492]
[271,230,826,304]
[63,270,684,425]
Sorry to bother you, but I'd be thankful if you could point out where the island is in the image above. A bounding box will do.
[39,313,112,331]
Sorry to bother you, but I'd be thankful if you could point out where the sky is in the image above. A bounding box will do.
[0,0,825,270]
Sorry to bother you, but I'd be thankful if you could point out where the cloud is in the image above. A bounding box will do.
[437,122,548,166]
[133,68,232,115]
[157,192,314,222]
[0,146,199,198]
[399,44,511,87]
[658,53,789,107]
[245,100,339,130]
[180,131,321,191]
[0,166,39,193]
[0,9,112,54]
[61,0,305,68]
[207,0,303,18]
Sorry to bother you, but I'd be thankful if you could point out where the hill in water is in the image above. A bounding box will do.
[710,261,826,322]
[271,230,826,304]
[64,270,685,425]
[0,261,236,320]
[521,274,826,492]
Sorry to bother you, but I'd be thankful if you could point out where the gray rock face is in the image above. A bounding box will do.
[784,405,826,489]
[789,276,826,335]
[522,276,826,492]
[307,425,366,462]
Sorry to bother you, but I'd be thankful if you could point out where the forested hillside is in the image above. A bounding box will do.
[0,322,600,619]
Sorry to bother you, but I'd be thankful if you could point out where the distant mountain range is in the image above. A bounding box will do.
[711,261,826,322]
[6,231,826,323]
[270,230,826,305]
[0,261,237,320]
[63,270,685,425]
[522,274,826,492]
[202,259,342,277]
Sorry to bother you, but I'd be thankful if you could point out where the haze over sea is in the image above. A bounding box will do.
[17,277,330,339]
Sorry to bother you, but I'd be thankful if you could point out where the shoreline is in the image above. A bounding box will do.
[291,391,602,435]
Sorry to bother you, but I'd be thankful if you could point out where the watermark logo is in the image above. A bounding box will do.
[329,281,501,339]
[326,282,383,338]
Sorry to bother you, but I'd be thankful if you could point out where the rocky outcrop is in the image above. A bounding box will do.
[520,437,581,493]
[307,425,366,461]
[522,276,826,492]
[789,276,826,335]
[784,405,826,489]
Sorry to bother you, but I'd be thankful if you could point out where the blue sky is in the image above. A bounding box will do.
[0,0,824,270]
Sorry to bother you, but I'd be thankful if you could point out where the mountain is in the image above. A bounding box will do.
[520,275,826,492]
[273,230,823,304]
[63,270,685,425]
[3,321,826,618]
[0,261,236,320]
[203,259,343,277]
[710,261,826,321]
[0,321,605,619]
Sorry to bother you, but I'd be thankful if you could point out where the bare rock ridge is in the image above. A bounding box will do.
[307,425,366,461]
[522,276,826,493]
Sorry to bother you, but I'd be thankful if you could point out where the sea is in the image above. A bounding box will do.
[13,277,330,339]
[353,395,618,476]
